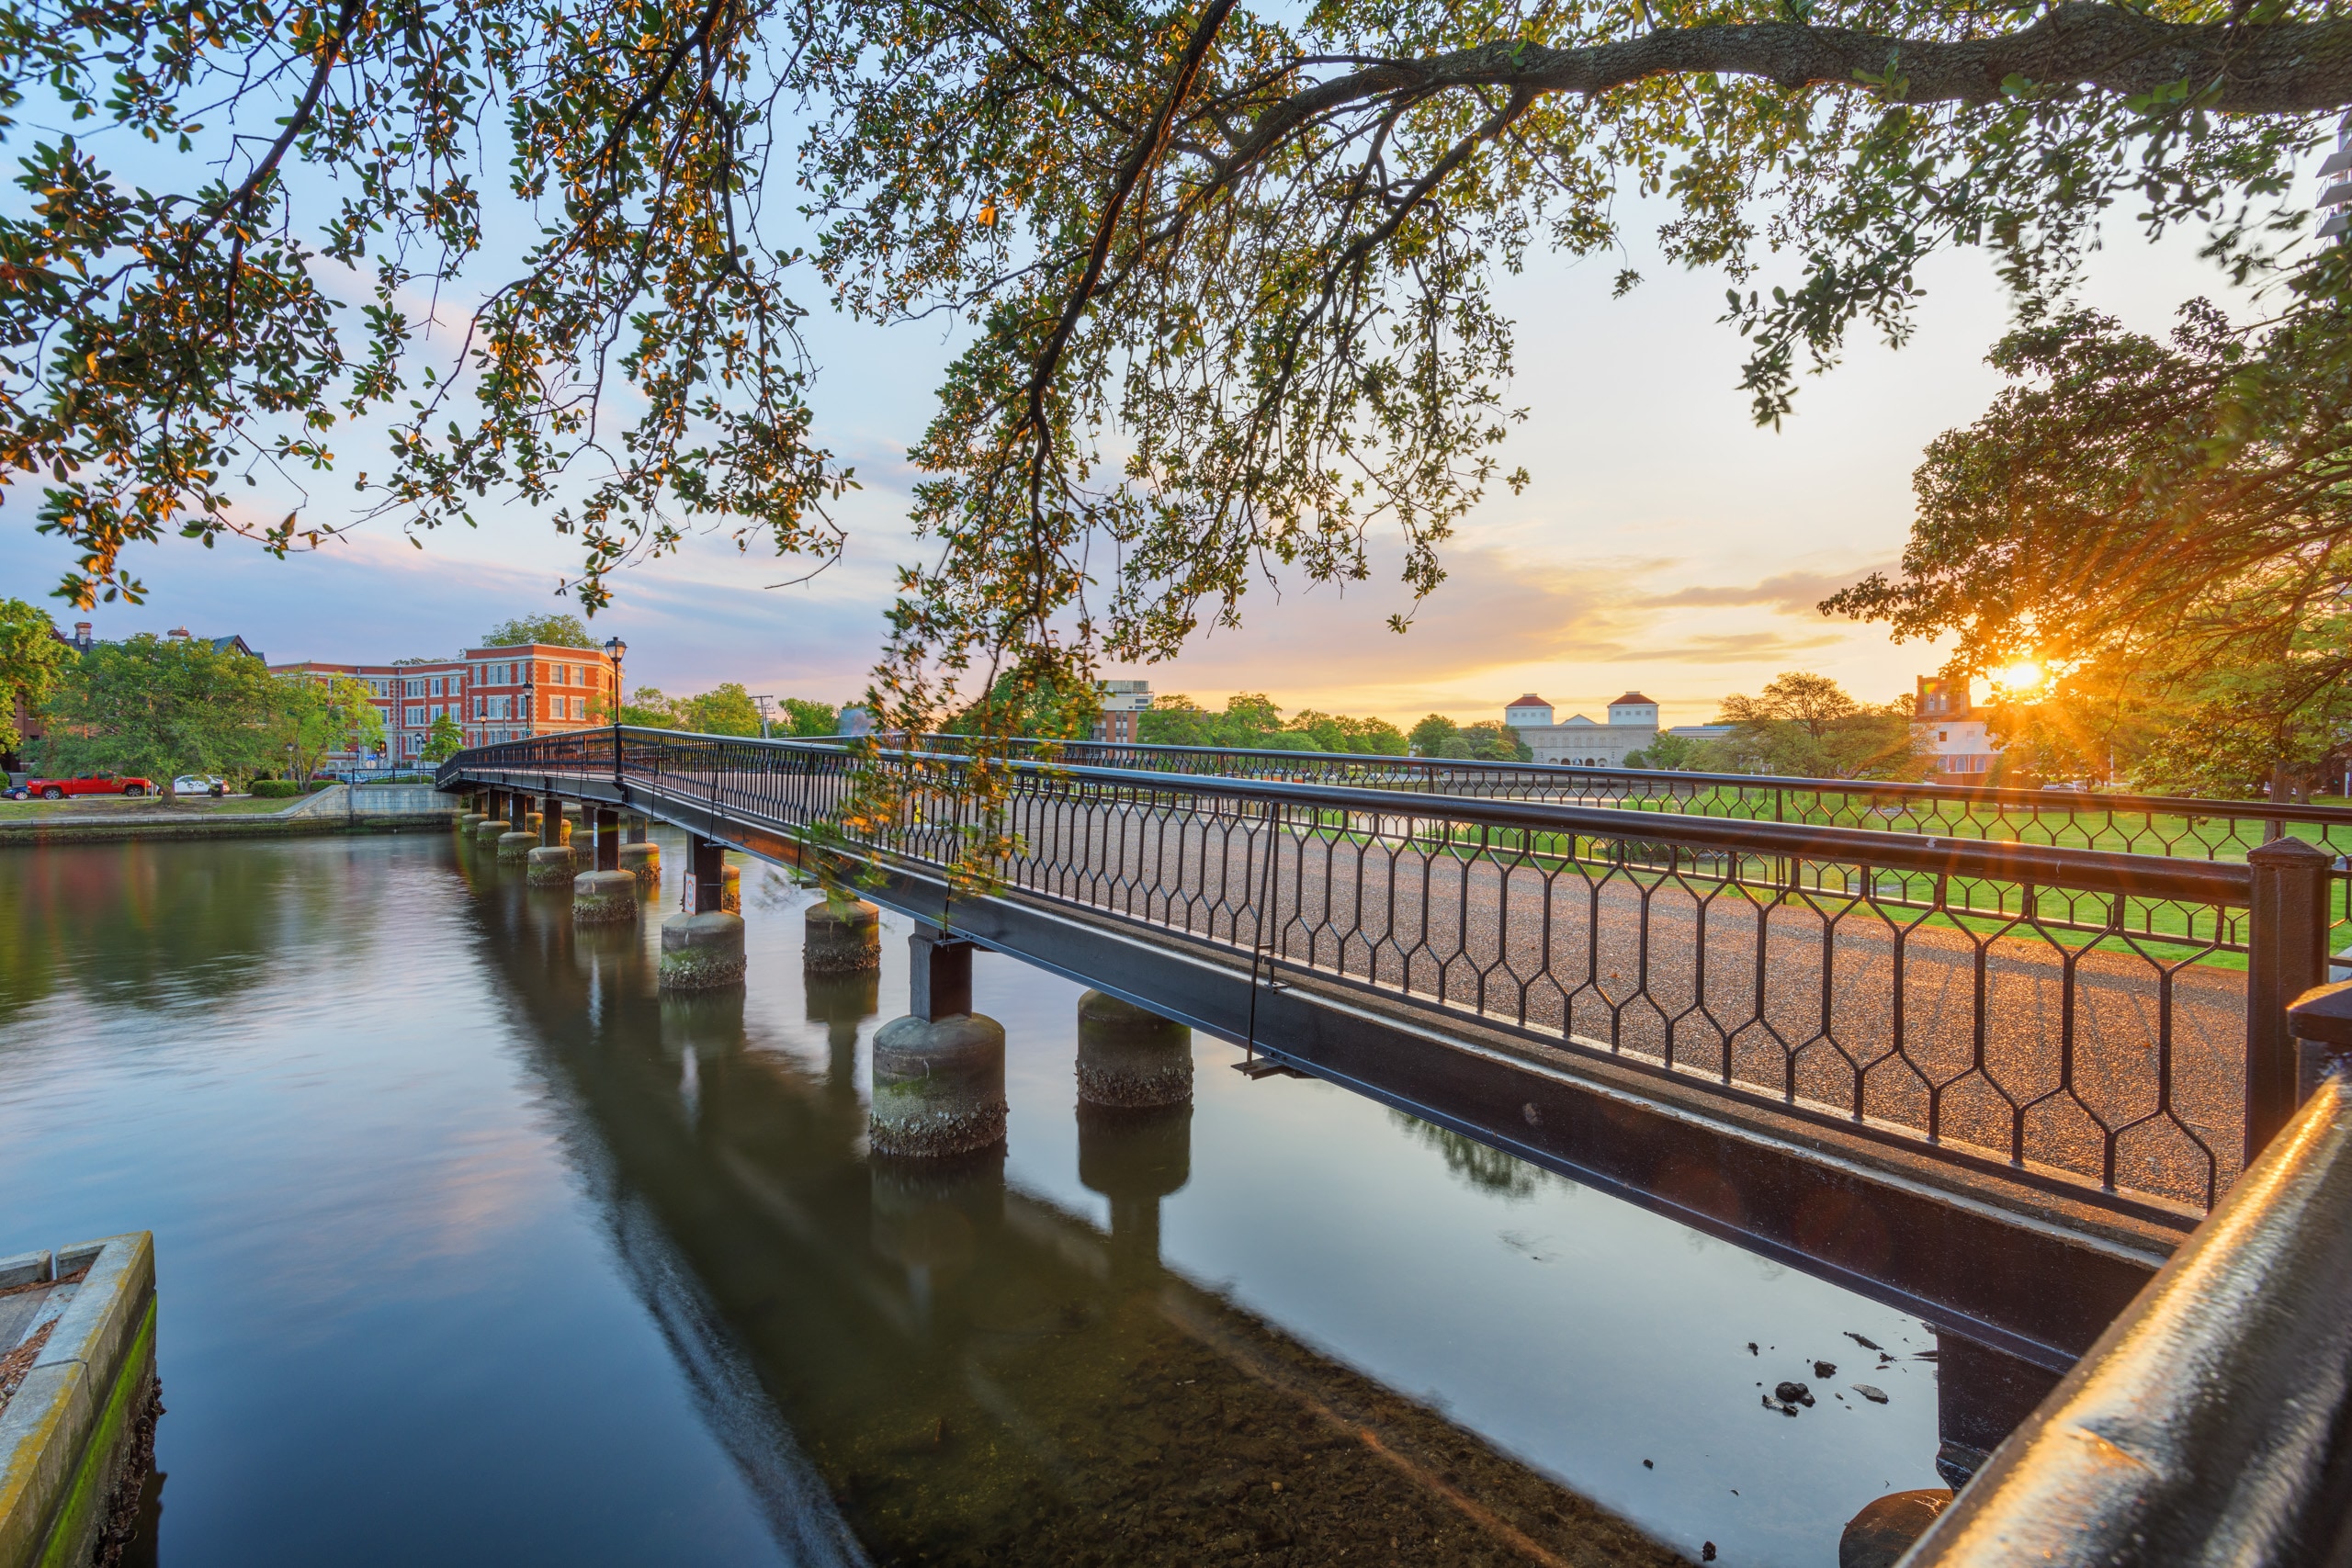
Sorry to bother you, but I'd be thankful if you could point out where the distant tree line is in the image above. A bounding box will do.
[1139,694,1408,756]
[600,682,840,739]
[1,597,390,799]
[1623,672,1927,783]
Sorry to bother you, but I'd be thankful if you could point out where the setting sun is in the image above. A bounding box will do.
[1995,660,2047,693]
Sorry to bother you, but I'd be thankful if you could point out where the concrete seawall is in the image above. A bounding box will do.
[0,1234,160,1568]
[0,786,458,850]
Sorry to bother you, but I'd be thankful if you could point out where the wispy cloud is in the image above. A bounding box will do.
[1602,630,1848,664]
[1116,543,1649,698]
[1638,565,1891,617]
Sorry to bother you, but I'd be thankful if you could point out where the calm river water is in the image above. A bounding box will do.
[0,831,1949,1565]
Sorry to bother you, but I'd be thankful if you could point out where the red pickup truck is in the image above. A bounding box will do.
[27,773,154,800]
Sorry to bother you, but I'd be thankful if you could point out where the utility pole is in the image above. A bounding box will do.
[753,694,775,739]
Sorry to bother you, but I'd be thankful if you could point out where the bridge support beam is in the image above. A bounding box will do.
[1075,990,1193,1109]
[659,837,745,991]
[591,807,621,873]
[871,928,1006,1158]
[805,899,881,975]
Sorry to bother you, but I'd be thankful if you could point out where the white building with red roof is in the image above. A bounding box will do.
[1501,692,1662,767]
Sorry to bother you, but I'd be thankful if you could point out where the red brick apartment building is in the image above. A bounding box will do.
[271,642,621,766]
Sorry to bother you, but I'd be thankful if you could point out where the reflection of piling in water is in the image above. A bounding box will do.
[662,988,749,1061]
[805,971,878,1092]
[1075,989,1193,1109]
[804,899,881,975]
[1079,1102,1191,1272]
[870,1149,1007,1322]
[870,931,1005,1157]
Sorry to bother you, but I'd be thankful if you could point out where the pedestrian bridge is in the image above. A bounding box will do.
[442,727,2352,1562]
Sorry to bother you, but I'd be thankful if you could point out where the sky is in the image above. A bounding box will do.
[0,153,2286,730]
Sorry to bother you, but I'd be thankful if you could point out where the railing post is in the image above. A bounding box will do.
[2246,836,2335,1164]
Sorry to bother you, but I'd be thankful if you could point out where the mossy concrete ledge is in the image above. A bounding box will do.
[871,1013,1009,1158]
[0,1233,160,1568]
[572,869,639,925]
[804,900,881,975]
[525,845,578,888]
[659,911,746,992]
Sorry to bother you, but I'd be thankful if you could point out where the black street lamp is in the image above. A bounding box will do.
[604,637,627,725]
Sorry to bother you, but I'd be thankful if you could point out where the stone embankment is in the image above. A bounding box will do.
[0,786,458,849]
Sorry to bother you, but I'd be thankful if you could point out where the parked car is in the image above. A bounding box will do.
[1,782,28,801]
[27,773,154,800]
[172,775,230,797]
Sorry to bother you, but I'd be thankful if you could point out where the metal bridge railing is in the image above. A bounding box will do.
[443,728,2340,1216]
[1903,984,2352,1564]
[907,735,2352,963]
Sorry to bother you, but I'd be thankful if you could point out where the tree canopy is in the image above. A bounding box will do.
[481,615,598,650]
[274,671,387,780]
[1140,693,1408,752]
[9,0,2346,728]
[1828,304,2352,797]
[1711,671,1926,778]
[40,635,283,795]
[0,598,70,758]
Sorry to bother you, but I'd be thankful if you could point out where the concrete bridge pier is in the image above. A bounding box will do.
[525,792,577,886]
[458,790,489,835]
[574,806,638,924]
[621,815,659,885]
[870,929,1006,1159]
[805,898,882,976]
[1075,990,1193,1110]
[496,790,538,863]
[659,836,746,992]
[473,790,511,848]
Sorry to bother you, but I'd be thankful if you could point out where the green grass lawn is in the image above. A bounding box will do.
[0,793,304,820]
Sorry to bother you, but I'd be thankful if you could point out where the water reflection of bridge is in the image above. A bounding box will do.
[458,864,1689,1566]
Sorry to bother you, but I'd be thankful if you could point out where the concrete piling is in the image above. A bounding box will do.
[526,843,578,888]
[659,837,745,991]
[1075,990,1193,1109]
[869,930,1007,1158]
[497,828,540,863]
[572,869,639,923]
[474,817,509,848]
[805,899,882,975]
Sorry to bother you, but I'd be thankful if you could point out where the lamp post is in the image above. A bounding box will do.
[753,694,775,739]
[604,637,627,725]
